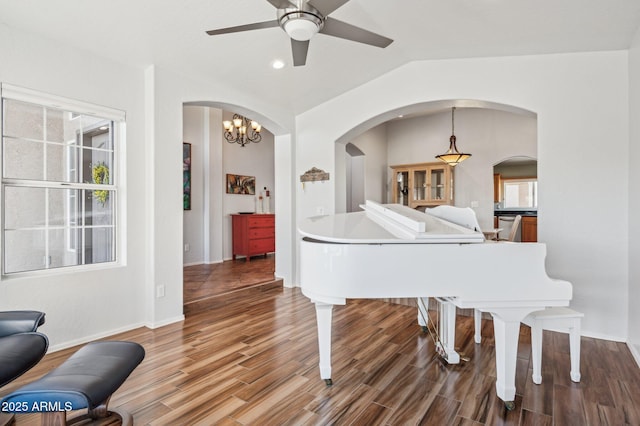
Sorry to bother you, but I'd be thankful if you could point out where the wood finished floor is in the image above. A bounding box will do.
[3,283,640,425]
[183,255,279,315]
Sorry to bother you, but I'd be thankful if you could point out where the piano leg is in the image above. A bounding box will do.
[491,309,532,411]
[417,297,428,330]
[474,309,482,344]
[314,302,334,386]
[436,298,460,364]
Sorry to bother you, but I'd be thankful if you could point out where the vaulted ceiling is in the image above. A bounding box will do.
[2,0,639,114]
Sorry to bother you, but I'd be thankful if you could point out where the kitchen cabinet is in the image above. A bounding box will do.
[521,216,538,242]
[231,214,275,261]
[493,173,501,203]
[391,162,454,208]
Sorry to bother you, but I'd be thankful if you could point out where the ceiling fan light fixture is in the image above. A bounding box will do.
[281,12,323,41]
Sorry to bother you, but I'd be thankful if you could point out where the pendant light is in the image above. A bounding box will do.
[436,107,471,166]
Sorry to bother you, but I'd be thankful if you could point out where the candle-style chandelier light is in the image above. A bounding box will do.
[223,114,262,147]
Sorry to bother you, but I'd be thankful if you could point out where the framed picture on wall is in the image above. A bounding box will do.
[226,174,255,195]
[183,142,191,210]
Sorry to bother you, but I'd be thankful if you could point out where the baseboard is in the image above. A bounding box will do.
[183,260,224,266]
[144,314,185,329]
[628,342,640,368]
[47,321,148,353]
[580,330,626,343]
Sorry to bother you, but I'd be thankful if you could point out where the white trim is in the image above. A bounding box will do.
[1,83,125,122]
[144,315,185,329]
[628,342,640,368]
[46,321,147,353]
[1,84,123,276]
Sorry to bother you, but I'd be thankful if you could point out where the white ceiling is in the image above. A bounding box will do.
[2,0,640,115]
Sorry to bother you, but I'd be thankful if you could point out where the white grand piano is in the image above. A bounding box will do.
[299,200,572,410]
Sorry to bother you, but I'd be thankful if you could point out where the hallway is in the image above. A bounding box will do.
[183,254,280,315]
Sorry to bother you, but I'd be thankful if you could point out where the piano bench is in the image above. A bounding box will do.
[522,307,583,385]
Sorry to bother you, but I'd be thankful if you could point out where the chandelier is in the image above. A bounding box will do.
[223,114,262,147]
[435,107,471,166]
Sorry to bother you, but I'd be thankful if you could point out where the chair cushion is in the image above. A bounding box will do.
[0,311,45,338]
[0,332,48,387]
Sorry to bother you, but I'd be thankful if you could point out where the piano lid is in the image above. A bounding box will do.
[298,200,485,244]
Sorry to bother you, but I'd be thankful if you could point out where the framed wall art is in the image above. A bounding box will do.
[183,142,191,210]
[226,174,255,195]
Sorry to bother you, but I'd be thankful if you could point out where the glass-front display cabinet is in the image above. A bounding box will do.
[391,162,453,208]
[393,168,410,206]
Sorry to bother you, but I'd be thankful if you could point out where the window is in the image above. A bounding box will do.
[1,84,124,275]
[502,178,537,209]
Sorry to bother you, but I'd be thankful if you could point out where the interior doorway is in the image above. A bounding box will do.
[345,143,365,212]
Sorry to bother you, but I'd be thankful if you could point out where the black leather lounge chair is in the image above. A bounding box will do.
[0,311,145,426]
[0,311,48,426]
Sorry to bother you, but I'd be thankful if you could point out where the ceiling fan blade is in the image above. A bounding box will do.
[291,39,310,66]
[266,0,297,8]
[320,17,393,48]
[206,20,279,36]
[308,0,351,17]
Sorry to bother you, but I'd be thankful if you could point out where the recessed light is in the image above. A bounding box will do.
[272,59,285,70]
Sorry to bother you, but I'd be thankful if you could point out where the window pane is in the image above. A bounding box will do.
[82,117,113,151]
[503,180,537,208]
[48,187,76,227]
[3,229,47,274]
[3,138,45,180]
[45,142,66,181]
[2,99,43,140]
[3,186,46,229]
[84,148,113,186]
[45,108,66,143]
[83,227,114,264]
[47,228,80,269]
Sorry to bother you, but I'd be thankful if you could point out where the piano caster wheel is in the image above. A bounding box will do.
[504,401,515,411]
[324,378,333,386]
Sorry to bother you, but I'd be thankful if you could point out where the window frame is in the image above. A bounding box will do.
[0,83,125,278]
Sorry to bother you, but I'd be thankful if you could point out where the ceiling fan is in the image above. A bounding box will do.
[206,0,393,66]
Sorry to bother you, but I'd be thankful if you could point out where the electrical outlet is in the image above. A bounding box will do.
[470,201,479,208]
[184,243,190,252]
[156,285,165,298]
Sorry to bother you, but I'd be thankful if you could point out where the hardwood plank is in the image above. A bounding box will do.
[552,383,588,425]
[520,408,552,426]
[419,394,461,425]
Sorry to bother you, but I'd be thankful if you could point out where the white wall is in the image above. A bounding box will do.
[296,52,629,340]
[183,106,205,265]
[350,125,389,207]
[0,24,150,349]
[385,109,536,229]
[628,27,640,361]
